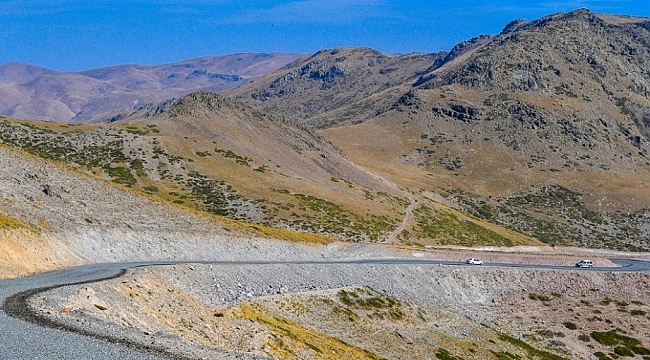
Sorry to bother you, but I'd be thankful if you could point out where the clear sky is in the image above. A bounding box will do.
[1,0,649,71]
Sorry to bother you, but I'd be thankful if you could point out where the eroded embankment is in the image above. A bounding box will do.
[0,229,80,279]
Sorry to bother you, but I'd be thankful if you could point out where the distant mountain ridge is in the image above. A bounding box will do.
[0,53,303,123]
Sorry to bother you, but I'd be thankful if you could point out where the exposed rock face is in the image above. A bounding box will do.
[229,47,445,122]
[403,9,650,166]
[418,9,650,96]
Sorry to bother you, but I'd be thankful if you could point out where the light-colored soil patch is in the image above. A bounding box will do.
[0,229,76,279]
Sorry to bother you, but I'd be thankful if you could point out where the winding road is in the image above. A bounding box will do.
[1,258,649,359]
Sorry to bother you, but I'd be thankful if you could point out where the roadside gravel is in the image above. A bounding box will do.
[0,264,178,360]
[25,253,650,359]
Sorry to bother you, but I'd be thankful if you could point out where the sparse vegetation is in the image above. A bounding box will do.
[0,214,29,229]
[497,331,569,360]
[578,334,591,342]
[264,192,401,242]
[450,186,648,250]
[215,148,252,166]
[435,348,465,360]
[337,287,404,321]
[413,204,514,246]
[590,330,650,356]
[529,293,552,302]
[615,97,631,115]
[238,303,388,360]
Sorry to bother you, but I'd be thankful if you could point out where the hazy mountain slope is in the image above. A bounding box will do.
[0,63,55,115]
[0,62,55,83]
[79,53,304,91]
[10,72,120,121]
[228,47,445,124]
[0,53,303,123]
[318,9,650,250]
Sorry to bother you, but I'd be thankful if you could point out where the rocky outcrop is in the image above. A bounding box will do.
[230,47,443,124]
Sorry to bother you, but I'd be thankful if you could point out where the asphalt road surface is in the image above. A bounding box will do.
[1,258,649,359]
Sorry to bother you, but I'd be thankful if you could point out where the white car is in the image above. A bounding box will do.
[576,260,594,268]
[466,258,483,265]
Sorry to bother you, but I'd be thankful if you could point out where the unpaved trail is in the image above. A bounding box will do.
[388,197,417,242]
[354,165,418,242]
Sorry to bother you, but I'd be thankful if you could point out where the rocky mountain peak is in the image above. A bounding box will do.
[168,91,245,118]
[267,47,390,92]
[499,19,529,35]
[230,47,443,123]
[445,35,493,62]
[414,8,650,94]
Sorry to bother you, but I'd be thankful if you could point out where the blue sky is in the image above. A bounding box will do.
[1,0,648,71]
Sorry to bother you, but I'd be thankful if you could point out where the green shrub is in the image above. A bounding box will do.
[490,350,522,360]
[143,186,159,193]
[601,297,613,306]
[529,293,552,302]
[593,352,613,360]
[591,330,641,347]
[578,334,591,342]
[614,346,634,356]
[632,346,650,355]
[563,322,577,330]
[435,348,464,360]
[498,331,569,360]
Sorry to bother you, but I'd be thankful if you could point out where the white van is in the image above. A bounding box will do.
[576,260,593,268]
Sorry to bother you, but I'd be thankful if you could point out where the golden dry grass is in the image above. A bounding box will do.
[0,214,30,229]
[425,200,546,247]
[238,303,387,360]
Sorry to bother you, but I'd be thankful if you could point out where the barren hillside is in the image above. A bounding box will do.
[0,141,339,278]
[1,8,650,360]
[0,88,547,248]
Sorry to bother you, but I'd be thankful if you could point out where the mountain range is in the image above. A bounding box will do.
[0,53,303,123]
[1,8,649,252]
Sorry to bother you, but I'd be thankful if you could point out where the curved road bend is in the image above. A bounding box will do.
[1,258,649,359]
